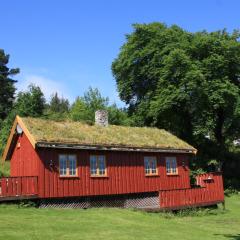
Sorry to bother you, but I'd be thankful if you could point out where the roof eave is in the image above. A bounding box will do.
[36,142,197,154]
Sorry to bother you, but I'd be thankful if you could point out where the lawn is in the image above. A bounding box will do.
[0,195,239,240]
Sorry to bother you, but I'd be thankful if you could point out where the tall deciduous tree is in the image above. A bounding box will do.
[15,84,46,117]
[70,87,109,123]
[112,23,240,168]
[0,49,19,120]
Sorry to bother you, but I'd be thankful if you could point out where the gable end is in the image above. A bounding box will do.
[2,116,36,162]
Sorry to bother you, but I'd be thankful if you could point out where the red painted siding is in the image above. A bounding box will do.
[159,173,224,209]
[9,135,194,200]
[37,148,191,199]
[0,176,38,198]
[10,133,40,177]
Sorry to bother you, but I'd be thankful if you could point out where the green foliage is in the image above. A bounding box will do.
[0,160,10,177]
[224,178,240,192]
[0,49,19,121]
[18,200,37,208]
[70,87,108,123]
[0,49,18,155]
[174,206,224,217]
[108,104,133,126]
[44,93,70,121]
[70,97,92,123]
[0,110,16,155]
[112,23,240,168]
[224,187,239,196]
[70,87,131,125]
[189,167,207,186]
[49,92,69,113]
[83,87,109,112]
[15,84,46,117]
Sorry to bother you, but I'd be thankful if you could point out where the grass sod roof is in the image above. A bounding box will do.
[21,117,196,152]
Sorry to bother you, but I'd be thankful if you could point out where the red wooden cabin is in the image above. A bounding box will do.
[0,111,224,209]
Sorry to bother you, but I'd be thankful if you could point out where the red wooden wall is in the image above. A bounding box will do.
[9,133,192,199]
[0,176,38,198]
[159,172,224,209]
[37,148,191,199]
[10,133,40,177]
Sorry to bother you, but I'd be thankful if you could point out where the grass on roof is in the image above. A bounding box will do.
[21,117,195,150]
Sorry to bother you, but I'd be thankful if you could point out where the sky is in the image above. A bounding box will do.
[1,0,239,106]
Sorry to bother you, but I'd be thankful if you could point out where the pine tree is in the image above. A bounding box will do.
[0,49,19,120]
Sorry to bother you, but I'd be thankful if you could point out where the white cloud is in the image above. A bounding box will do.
[16,74,73,102]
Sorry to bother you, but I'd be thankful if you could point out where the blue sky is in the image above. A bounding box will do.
[1,0,239,106]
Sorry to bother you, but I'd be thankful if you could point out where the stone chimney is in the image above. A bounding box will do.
[95,110,108,127]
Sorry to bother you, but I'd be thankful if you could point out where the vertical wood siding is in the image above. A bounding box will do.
[37,148,191,198]
[0,176,38,197]
[159,172,224,209]
[10,133,40,177]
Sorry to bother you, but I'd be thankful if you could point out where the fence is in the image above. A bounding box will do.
[0,176,38,199]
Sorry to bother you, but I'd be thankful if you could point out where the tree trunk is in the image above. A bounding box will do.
[214,108,225,171]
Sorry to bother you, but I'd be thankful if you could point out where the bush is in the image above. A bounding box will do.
[0,161,10,177]
[18,200,37,208]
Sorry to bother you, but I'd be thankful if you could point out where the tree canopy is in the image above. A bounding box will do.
[15,84,46,117]
[70,87,130,125]
[0,49,19,121]
[49,92,70,113]
[112,23,240,168]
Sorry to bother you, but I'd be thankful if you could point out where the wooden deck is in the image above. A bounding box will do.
[0,176,38,201]
[159,172,224,210]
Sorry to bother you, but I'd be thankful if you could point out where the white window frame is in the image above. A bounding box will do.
[59,154,77,177]
[90,155,107,177]
[144,156,158,176]
[166,157,178,175]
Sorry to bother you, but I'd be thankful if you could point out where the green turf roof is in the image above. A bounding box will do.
[21,117,196,152]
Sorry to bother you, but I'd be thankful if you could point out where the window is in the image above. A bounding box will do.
[166,157,178,175]
[144,157,157,175]
[59,154,77,177]
[90,155,106,176]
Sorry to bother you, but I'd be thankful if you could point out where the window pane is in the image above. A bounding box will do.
[144,157,150,174]
[151,158,157,174]
[69,155,77,176]
[59,155,67,176]
[172,158,177,173]
[166,159,171,173]
[90,156,97,175]
[166,157,177,174]
[98,156,106,175]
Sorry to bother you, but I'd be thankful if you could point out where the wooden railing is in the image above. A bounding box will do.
[159,172,224,209]
[0,176,38,199]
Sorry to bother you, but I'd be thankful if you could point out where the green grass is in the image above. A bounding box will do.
[0,195,239,240]
[21,116,195,150]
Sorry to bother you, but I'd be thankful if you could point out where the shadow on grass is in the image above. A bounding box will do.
[215,234,240,240]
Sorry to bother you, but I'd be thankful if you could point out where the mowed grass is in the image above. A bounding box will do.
[0,195,239,240]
